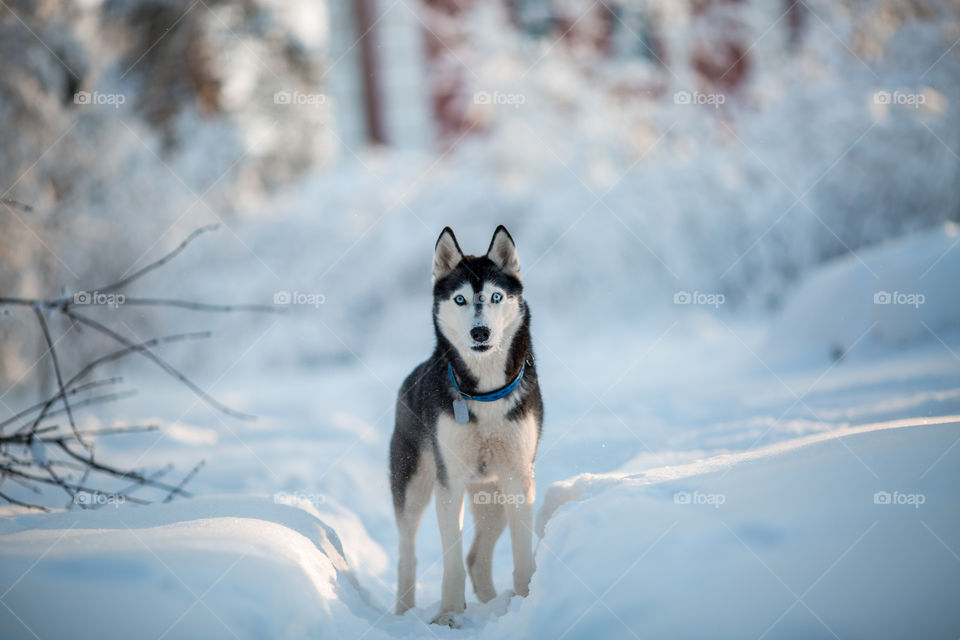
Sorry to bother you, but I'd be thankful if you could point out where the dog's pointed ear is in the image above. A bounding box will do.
[486,225,520,278]
[433,227,464,281]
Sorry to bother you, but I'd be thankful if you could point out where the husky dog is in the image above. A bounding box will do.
[390,225,543,627]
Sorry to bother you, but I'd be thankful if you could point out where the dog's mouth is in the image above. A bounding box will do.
[470,344,491,352]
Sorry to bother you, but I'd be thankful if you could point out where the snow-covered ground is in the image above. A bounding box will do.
[1,222,958,638]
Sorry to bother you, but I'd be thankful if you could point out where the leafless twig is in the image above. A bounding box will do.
[118,298,283,313]
[93,223,220,296]
[163,459,205,504]
[32,305,85,448]
[67,311,255,420]
[0,377,122,431]
[0,225,275,509]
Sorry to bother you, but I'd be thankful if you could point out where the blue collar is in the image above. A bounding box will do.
[448,361,526,402]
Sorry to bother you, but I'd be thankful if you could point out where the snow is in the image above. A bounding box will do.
[520,416,960,640]
[2,0,960,636]
[2,226,959,638]
[2,409,958,638]
[764,221,960,365]
[0,497,375,639]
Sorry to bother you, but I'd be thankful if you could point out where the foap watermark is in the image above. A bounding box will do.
[674,490,725,508]
[75,492,126,508]
[474,91,526,109]
[674,290,725,308]
[874,291,924,308]
[73,290,125,308]
[674,90,725,108]
[274,290,325,308]
[274,90,327,107]
[473,490,526,506]
[274,491,326,508]
[74,90,126,109]
[874,491,925,509]
[873,90,925,109]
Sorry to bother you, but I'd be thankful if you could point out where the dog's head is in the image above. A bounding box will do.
[432,225,525,357]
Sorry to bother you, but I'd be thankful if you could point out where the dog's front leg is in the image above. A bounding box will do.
[433,480,466,625]
[503,473,536,596]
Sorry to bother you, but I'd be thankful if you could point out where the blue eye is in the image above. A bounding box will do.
[454,295,466,305]
[491,292,503,303]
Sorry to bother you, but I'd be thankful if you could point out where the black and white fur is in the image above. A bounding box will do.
[389,225,543,627]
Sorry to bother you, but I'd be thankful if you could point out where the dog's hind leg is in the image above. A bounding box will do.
[393,448,434,615]
[466,482,506,603]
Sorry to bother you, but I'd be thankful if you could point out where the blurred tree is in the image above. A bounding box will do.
[0,0,335,388]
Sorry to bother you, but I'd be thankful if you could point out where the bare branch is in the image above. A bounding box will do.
[0,377,123,431]
[31,305,86,448]
[53,440,192,498]
[43,461,77,503]
[162,459,205,503]
[67,310,256,420]
[3,468,152,506]
[107,463,174,504]
[93,224,221,295]
[52,424,159,439]
[3,475,44,495]
[119,298,284,313]
[2,425,158,445]
[65,332,211,390]
[0,225,273,509]
[6,331,210,434]
[0,490,49,511]
[13,390,138,435]
[70,464,93,511]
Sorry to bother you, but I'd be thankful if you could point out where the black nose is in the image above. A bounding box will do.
[470,326,491,343]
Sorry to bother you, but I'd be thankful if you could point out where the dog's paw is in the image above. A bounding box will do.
[430,611,462,628]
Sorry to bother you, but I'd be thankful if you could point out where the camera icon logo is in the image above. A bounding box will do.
[274,91,292,105]
[674,91,691,105]
[874,291,891,304]
[474,91,491,105]
[873,91,891,105]
[674,491,691,504]
[874,491,891,505]
[274,291,291,305]
[674,291,691,305]
[74,91,91,105]
[73,291,91,304]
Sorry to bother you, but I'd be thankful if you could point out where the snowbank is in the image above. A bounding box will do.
[0,497,381,640]
[515,416,960,639]
[764,222,960,365]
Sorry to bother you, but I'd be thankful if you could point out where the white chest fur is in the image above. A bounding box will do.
[436,406,538,484]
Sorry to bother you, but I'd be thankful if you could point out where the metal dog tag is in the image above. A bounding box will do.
[453,397,469,424]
